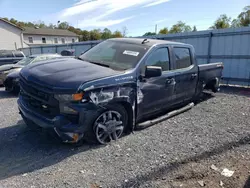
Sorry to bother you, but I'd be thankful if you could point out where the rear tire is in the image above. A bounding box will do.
[85,104,128,145]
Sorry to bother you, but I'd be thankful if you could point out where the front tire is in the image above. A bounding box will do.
[87,104,128,145]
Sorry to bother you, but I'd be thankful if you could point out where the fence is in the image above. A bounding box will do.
[20,27,250,86]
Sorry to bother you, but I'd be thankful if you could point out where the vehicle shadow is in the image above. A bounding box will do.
[136,92,214,130]
[0,120,101,181]
[195,91,214,105]
[116,134,250,188]
[0,89,18,99]
[219,85,250,97]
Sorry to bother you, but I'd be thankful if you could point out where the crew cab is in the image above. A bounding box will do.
[18,38,223,144]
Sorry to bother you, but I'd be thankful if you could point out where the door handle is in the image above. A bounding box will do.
[166,78,175,85]
[191,73,197,79]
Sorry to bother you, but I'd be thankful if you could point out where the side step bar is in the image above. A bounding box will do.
[136,102,194,130]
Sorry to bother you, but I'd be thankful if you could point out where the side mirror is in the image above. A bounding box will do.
[145,66,162,78]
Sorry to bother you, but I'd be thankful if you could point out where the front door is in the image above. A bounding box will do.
[172,47,198,104]
[137,47,175,118]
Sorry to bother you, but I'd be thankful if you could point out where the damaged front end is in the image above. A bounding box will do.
[18,71,140,144]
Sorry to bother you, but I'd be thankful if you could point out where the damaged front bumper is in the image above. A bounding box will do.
[18,96,97,143]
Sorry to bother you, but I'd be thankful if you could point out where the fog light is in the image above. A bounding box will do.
[59,105,78,114]
[65,132,80,143]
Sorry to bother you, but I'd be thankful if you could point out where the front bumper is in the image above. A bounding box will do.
[18,96,98,143]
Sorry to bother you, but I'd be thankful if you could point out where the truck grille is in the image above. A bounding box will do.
[19,76,59,118]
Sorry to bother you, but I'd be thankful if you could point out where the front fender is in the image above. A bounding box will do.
[83,83,137,130]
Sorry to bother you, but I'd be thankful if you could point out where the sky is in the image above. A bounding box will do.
[0,0,248,36]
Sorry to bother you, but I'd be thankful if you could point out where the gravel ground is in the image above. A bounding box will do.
[0,87,249,188]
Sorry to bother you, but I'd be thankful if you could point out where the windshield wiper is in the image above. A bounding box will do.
[78,57,110,68]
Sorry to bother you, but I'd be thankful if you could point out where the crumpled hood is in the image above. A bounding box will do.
[0,64,23,72]
[20,58,121,91]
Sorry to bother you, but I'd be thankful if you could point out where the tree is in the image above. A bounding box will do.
[101,28,112,39]
[169,21,192,33]
[34,20,46,28]
[158,27,168,34]
[90,29,101,40]
[58,21,69,29]
[210,14,231,29]
[112,30,123,38]
[237,6,250,26]
[143,32,156,36]
[231,19,241,28]
[47,23,56,29]
[2,17,9,21]
[121,26,128,37]
[81,30,90,41]
[9,18,18,25]
[26,22,35,27]
[192,26,197,32]
[16,21,25,28]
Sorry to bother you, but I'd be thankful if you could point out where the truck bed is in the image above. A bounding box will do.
[198,62,223,84]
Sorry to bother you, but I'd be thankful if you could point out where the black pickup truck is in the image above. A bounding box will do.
[18,38,223,144]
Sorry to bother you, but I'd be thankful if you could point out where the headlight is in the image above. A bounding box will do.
[54,93,84,102]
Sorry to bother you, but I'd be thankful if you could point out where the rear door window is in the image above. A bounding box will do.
[173,47,192,69]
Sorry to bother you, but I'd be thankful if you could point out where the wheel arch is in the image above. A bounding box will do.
[109,101,134,133]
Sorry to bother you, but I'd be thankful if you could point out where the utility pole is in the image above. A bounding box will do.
[155,24,158,34]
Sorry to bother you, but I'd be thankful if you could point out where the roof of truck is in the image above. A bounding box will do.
[108,38,186,47]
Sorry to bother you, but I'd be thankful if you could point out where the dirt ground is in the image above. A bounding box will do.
[0,86,249,188]
[136,136,250,188]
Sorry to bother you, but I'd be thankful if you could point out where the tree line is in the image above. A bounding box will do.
[2,5,249,40]
[146,5,249,36]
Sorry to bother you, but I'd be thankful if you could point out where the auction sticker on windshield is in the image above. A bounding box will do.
[123,50,139,56]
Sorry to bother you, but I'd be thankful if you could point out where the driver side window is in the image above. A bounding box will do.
[145,47,170,71]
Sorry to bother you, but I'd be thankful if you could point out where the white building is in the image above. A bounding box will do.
[0,18,24,50]
[23,27,79,47]
[0,18,79,50]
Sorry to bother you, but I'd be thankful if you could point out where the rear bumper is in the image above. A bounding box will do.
[18,96,98,143]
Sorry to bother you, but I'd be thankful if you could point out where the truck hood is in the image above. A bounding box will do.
[0,64,23,72]
[20,58,121,91]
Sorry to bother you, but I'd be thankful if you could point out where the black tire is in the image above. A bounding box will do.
[85,104,128,145]
[22,116,41,131]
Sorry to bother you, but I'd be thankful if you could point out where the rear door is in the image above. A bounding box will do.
[137,46,175,117]
[172,46,198,104]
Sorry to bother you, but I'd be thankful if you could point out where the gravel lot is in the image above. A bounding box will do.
[0,87,249,188]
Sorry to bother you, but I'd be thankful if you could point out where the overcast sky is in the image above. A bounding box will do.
[0,0,248,36]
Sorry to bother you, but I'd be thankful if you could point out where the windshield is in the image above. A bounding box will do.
[79,40,149,70]
[16,57,35,65]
